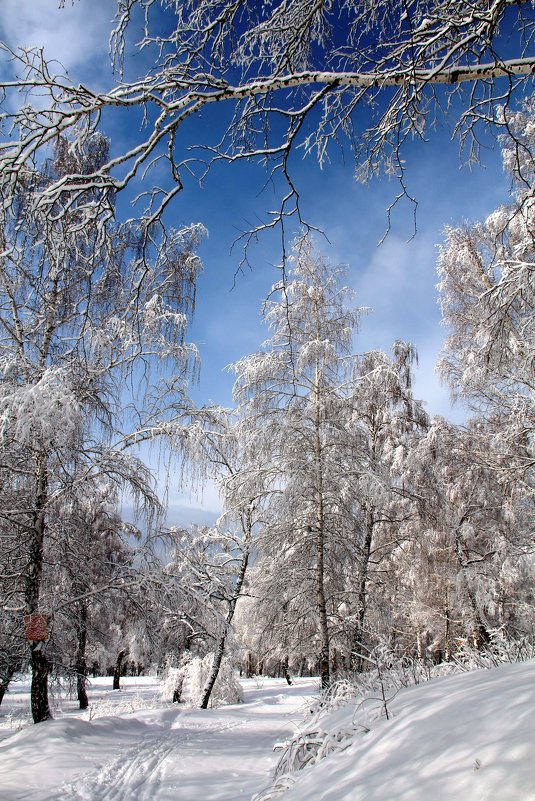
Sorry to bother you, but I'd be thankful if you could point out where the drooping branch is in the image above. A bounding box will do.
[0,0,533,238]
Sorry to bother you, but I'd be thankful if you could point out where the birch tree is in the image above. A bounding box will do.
[0,134,203,722]
[50,481,138,709]
[158,405,266,708]
[345,342,428,669]
[398,416,535,654]
[437,96,534,487]
[430,93,535,660]
[232,237,364,687]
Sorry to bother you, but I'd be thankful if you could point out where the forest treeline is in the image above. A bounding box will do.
[0,98,533,722]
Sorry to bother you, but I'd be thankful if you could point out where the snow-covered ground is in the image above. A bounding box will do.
[0,675,316,801]
[1,661,534,801]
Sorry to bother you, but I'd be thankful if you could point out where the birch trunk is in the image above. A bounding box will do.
[350,504,374,673]
[200,515,251,709]
[314,372,330,690]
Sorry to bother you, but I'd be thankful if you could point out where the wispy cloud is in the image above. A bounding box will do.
[0,0,112,79]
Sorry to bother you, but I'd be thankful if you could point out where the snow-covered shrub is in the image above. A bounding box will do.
[88,693,153,720]
[252,718,359,801]
[252,774,297,801]
[275,726,357,774]
[159,666,183,702]
[253,647,457,801]
[451,631,535,671]
[159,653,192,703]
[254,633,535,801]
[186,653,243,708]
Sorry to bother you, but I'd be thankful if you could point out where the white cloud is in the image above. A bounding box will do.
[317,227,468,422]
[166,478,223,517]
[344,232,439,354]
[411,335,468,422]
[0,0,112,78]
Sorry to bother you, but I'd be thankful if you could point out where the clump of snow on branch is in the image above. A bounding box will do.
[0,367,80,447]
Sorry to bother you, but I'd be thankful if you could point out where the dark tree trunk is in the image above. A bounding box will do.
[30,643,51,723]
[113,650,127,690]
[0,663,18,708]
[282,656,292,686]
[454,526,492,647]
[172,672,185,703]
[245,652,254,679]
[74,602,88,709]
[27,455,52,724]
[330,648,338,676]
[444,593,451,662]
[0,677,10,707]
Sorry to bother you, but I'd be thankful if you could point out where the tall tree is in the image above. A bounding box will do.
[51,481,137,709]
[345,342,428,669]
[232,237,363,687]
[437,96,534,486]
[156,405,265,708]
[401,417,532,653]
[0,134,203,722]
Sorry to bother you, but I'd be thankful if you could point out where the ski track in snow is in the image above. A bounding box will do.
[47,720,244,801]
[0,678,317,801]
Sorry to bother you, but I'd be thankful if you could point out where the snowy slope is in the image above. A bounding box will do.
[263,660,535,801]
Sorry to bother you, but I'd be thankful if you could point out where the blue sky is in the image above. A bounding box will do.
[0,1,514,521]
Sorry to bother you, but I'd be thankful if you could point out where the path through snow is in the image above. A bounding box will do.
[0,678,316,801]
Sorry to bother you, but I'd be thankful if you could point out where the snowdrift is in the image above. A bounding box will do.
[258,660,535,801]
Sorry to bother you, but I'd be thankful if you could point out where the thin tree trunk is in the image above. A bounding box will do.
[199,634,227,709]
[282,656,292,686]
[172,672,185,703]
[245,652,254,679]
[453,527,491,647]
[350,504,374,673]
[444,592,451,662]
[0,670,14,708]
[315,519,330,690]
[313,368,330,690]
[200,518,251,709]
[113,649,127,690]
[74,602,88,710]
[416,628,423,660]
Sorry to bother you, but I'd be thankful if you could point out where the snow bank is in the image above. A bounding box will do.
[257,660,535,801]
